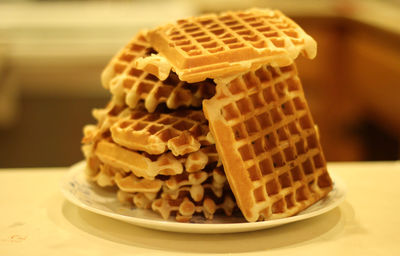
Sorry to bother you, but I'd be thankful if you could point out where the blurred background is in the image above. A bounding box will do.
[0,0,399,167]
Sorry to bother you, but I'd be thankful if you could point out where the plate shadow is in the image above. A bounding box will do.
[61,200,354,254]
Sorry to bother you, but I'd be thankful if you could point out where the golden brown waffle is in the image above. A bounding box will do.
[146,8,316,83]
[203,63,333,222]
[117,187,236,222]
[93,139,183,179]
[162,165,227,199]
[101,31,215,112]
[111,164,227,199]
[114,172,163,193]
[116,165,228,201]
[117,190,158,209]
[84,144,232,221]
[185,145,220,173]
[134,52,172,81]
[87,138,219,179]
[83,153,120,187]
[152,193,236,222]
[82,102,128,145]
[151,166,234,221]
[110,108,214,156]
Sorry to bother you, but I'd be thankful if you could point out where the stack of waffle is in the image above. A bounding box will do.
[82,8,333,222]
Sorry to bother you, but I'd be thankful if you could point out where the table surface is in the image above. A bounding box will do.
[1,161,400,255]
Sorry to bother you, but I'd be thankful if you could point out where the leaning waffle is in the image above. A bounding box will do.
[101,30,216,112]
[203,63,333,222]
[146,8,316,83]
[110,108,214,156]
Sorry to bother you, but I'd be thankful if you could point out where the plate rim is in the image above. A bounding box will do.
[60,161,346,233]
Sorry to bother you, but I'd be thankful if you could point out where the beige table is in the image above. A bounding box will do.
[1,161,400,255]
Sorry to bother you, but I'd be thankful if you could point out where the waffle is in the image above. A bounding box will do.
[116,165,227,201]
[94,139,183,179]
[92,139,219,180]
[85,145,222,199]
[109,108,214,156]
[117,190,158,209]
[152,192,236,222]
[162,165,226,198]
[83,152,119,187]
[84,144,233,221]
[82,102,128,145]
[146,8,316,83]
[185,145,220,172]
[101,30,216,112]
[134,53,172,81]
[203,63,333,222]
[114,172,163,193]
[117,188,236,222]
[152,166,235,221]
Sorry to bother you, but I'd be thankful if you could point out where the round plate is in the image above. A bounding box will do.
[60,161,346,234]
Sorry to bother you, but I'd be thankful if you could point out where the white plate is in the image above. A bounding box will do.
[60,161,346,234]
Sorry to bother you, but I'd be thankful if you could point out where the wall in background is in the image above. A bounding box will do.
[0,0,399,167]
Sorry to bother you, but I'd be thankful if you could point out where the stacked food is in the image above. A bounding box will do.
[82,8,333,222]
